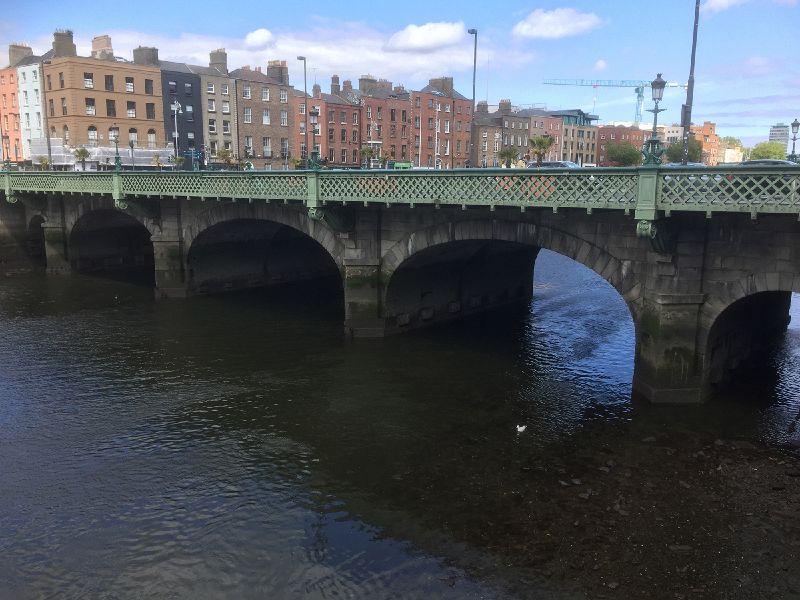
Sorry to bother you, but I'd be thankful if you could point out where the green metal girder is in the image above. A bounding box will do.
[4,167,798,218]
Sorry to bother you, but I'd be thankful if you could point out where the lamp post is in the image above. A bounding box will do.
[309,107,320,170]
[129,140,135,169]
[468,28,477,168]
[172,96,182,160]
[642,73,667,166]
[788,118,799,163]
[112,124,121,171]
[297,56,309,166]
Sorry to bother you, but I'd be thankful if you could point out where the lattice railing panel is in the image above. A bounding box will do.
[120,173,308,200]
[9,172,114,195]
[658,169,800,213]
[320,170,639,208]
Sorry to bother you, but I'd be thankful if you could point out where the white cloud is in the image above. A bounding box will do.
[701,0,749,13]
[29,23,533,95]
[512,8,603,39]
[244,28,274,50]
[384,22,465,52]
[594,59,607,72]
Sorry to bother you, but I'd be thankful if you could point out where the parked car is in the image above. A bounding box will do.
[527,160,581,169]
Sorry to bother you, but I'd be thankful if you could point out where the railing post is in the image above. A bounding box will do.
[112,170,126,209]
[635,168,659,239]
[306,170,320,217]
[3,170,11,203]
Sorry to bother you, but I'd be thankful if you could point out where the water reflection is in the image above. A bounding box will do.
[0,250,797,599]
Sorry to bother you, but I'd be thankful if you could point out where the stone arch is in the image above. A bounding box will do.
[382,219,641,303]
[183,202,344,269]
[699,272,798,387]
[62,197,157,239]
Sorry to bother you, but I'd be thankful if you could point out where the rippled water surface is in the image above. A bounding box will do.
[0,250,797,599]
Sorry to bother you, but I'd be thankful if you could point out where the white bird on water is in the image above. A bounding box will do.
[516,425,527,433]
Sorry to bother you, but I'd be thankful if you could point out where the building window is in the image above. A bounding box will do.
[84,72,93,88]
[106,99,116,117]
[59,72,64,88]
[125,77,134,93]
[222,101,230,114]
[104,74,114,91]
[261,87,269,101]
[87,126,98,146]
[262,109,270,125]
[63,125,69,143]
[208,118,216,133]
[85,98,96,116]
[243,84,251,99]
[328,128,334,142]
[376,107,382,120]
[207,82,215,94]
[280,110,288,126]
[376,125,382,138]
[243,107,252,123]
[61,97,67,116]
[221,83,229,95]
[281,138,289,157]
[341,149,347,163]
[127,101,136,118]
[185,83,192,96]
[146,103,155,119]
[208,99,216,112]
[147,129,156,149]
[222,120,230,134]
[352,130,358,143]
[48,99,54,117]
[262,137,271,157]
[128,128,138,146]
[279,89,288,103]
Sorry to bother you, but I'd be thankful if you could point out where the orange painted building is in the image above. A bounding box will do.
[690,121,720,166]
[0,65,22,164]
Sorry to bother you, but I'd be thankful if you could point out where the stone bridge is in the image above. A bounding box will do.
[2,166,799,403]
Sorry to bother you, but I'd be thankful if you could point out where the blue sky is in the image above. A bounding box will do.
[2,0,797,146]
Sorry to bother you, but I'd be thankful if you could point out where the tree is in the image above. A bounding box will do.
[720,136,742,148]
[664,137,702,163]
[498,147,519,168]
[174,156,186,170]
[606,141,642,166]
[528,135,555,166]
[360,146,375,168]
[215,148,235,169]
[152,154,163,171]
[37,157,50,170]
[750,141,786,160]
[73,147,90,171]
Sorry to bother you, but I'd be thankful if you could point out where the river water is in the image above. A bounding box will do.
[0,250,798,599]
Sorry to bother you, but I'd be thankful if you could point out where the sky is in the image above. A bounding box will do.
[1,0,797,147]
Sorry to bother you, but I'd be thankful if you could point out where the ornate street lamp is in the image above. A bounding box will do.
[111,124,122,171]
[309,107,320,170]
[788,118,799,163]
[129,140,135,169]
[172,96,182,161]
[642,73,667,166]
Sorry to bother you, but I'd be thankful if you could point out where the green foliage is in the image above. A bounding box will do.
[73,146,90,170]
[720,136,742,148]
[750,141,786,160]
[152,154,163,170]
[664,137,702,163]
[528,135,555,166]
[37,157,50,170]
[216,148,235,166]
[606,141,642,166]
[173,156,186,169]
[498,147,518,168]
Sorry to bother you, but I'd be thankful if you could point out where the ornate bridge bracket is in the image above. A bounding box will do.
[308,206,355,233]
[115,197,161,221]
[636,218,676,254]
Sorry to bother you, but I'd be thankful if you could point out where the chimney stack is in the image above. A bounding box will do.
[91,35,114,60]
[498,99,513,115]
[8,44,33,67]
[266,59,289,84]
[343,80,353,92]
[209,48,228,74]
[132,46,159,66]
[51,30,77,58]
[476,101,489,114]
[331,74,340,95]
[313,83,321,98]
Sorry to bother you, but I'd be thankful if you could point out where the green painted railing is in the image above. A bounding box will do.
[3,167,799,218]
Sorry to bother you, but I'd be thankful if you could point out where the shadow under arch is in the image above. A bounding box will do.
[26,214,46,268]
[704,290,795,391]
[381,219,640,333]
[186,218,343,301]
[68,208,155,286]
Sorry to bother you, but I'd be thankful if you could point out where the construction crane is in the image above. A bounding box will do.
[542,79,688,125]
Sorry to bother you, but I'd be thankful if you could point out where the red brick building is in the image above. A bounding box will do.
[597,125,647,166]
[412,77,472,168]
[690,121,720,166]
